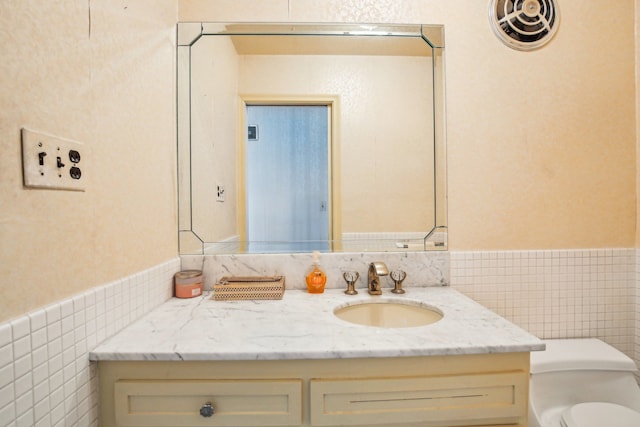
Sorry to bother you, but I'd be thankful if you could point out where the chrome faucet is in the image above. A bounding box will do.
[368,262,389,295]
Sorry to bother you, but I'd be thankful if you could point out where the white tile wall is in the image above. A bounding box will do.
[0,249,639,427]
[340,232,435,252]
[0,258,180,427]
[451,249,637,364]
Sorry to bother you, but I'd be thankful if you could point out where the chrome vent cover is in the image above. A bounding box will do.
[489,0,560,51]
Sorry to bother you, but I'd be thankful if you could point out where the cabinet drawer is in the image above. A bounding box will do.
[310,371,527,426]
[114,379,302,426]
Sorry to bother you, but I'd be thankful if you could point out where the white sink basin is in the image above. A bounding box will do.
[333,300,443,328]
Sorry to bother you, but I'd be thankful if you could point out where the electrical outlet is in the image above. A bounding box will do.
[216,183,225,202]
[21,128,89,191]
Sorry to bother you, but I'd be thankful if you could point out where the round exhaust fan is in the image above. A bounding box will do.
[489,0,560,51]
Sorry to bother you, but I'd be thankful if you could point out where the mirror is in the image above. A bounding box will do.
[177,23,447,254]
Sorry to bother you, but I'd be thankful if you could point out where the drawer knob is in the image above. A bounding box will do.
[200,402,215,417]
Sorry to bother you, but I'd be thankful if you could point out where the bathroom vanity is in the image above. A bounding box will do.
[91,287,543,427]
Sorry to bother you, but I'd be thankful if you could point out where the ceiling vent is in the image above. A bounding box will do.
[489,0,560,51]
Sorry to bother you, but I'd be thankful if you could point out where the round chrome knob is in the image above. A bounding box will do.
[200,402,214,417]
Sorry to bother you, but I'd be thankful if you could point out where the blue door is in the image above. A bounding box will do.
[245,105,330,252]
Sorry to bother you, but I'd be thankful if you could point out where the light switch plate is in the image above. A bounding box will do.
[21,128,89,191]
[216,183,225,202]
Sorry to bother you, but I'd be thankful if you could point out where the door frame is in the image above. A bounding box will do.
[237,95,342,251]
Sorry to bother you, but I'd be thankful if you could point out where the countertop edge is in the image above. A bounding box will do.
[89,343,546,362]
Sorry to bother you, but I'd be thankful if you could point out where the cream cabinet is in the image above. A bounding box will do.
[113,379,302,426]
[99,353,530,427]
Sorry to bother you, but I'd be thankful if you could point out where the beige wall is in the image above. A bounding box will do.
[181,0,637,251]
[189,46,435,240]
[190,36,240,242]
[239,54,434,234]
[0,0,178,323]
[0,0,635,320]
[637,0,640,248]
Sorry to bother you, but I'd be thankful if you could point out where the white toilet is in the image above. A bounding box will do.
[529,339,640,427]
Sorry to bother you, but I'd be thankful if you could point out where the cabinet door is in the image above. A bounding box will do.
[310,372,527,426]
[114,379,302,426]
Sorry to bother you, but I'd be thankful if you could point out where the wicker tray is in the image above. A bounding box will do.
[213,276,285,301]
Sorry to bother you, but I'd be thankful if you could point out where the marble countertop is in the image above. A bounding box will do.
[89,287,544,362]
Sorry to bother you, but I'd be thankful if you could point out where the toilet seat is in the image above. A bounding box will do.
[560,402,640,427]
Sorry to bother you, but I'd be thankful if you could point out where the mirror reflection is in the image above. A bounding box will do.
[177,23,447,254]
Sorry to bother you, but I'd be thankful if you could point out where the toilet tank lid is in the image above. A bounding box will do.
[530,339,637,374]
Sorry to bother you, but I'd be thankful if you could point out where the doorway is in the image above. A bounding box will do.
[244,104,331,252]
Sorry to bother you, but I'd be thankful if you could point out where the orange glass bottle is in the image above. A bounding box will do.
[306,251,327,294]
